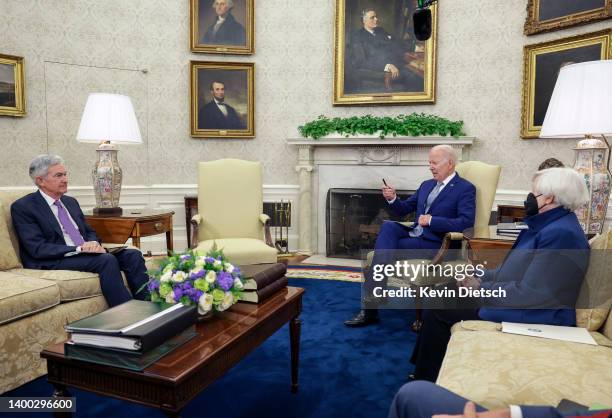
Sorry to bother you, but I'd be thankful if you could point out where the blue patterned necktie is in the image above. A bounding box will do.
[410,181,444,237]
[54,200,85,246]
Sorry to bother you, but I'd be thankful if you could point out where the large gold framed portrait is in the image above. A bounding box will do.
[333,0,437,106]
[524,0,612,35]
[0,53,25,117]
[190,0,254,54]
[190,61,254,138]
[520,30,611,139]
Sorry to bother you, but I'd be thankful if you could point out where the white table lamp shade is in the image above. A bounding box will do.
[76,93,142,144]
[540,60,612,138]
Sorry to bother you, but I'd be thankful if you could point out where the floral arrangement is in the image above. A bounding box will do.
[298,113,465,139]
[145,246,244,315]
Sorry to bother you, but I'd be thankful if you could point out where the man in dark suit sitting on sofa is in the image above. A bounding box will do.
[11,154,149,307]
[345,145,476,327]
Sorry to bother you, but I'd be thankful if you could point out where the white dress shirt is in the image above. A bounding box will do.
[39,190,82,247]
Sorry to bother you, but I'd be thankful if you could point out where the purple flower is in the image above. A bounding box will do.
[173,287,184,302]
[217,271,234,291]
[147,281,160,292]
[205,256,215,264]
[190,269,206,280]
[180,254,191,261]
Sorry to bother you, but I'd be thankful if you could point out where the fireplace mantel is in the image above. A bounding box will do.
[287,136,475,254]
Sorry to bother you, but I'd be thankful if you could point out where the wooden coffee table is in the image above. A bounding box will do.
[41,287,304,417]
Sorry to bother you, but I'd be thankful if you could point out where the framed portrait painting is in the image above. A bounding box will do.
[190,0,254,54]
[333,0,437,106]
[524,0,612,35]
[190,61,254,138]
[0,54,25,117]
[520,30,611,139]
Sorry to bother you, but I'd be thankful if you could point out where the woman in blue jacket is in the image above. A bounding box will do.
[410,167,590,382]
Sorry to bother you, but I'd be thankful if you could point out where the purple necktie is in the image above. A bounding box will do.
[54,200,85,246]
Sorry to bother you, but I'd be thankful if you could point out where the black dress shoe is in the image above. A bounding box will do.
[344,309,380,327]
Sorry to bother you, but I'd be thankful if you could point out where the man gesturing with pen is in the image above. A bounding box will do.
[345,145,476,327]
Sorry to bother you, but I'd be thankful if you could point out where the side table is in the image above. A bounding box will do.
[84,209,175,256]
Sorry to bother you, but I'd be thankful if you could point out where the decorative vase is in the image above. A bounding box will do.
[573,137,611,235]
[92,141,123,214]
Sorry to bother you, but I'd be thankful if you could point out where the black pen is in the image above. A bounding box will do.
[382,178,388,187]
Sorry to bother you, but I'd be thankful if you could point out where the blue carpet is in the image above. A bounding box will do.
[6,278,416,418]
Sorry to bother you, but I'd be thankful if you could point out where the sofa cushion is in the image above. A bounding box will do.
[0,191,28,260]
[195,238,278,266]
[0,204,21,270]
[10,268,102,302]
[437,326,612,409]
[576,230,612,330]
[0,271,60,325]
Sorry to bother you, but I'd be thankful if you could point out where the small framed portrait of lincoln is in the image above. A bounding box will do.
[333,0,438,106]
[0,53,25,117]
[520,29,611,139]
[190,61,254,138]
[190,0,254,54]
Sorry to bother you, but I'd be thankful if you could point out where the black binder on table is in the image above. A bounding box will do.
[65,326,198,371]
[66,300,197,352]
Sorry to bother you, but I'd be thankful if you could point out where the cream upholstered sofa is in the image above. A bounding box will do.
[436,229,612,409]
[0,191,108,394]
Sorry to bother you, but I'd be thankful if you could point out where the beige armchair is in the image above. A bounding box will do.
[190,159,278,265]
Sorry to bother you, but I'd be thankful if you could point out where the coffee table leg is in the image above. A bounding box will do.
[290,316,302,393]
[52,384,72,418]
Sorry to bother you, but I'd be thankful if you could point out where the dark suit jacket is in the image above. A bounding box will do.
[479,206,590,326]
[11,191,99,269]
[198,100,244,130]
[202,13,246,46]
[388,173,476,244]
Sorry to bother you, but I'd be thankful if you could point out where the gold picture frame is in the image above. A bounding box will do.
[525,0,612,36]
[333,0,437,106]
[190,0,254,55]
[190,61,254,138]
[0,53,25,117]
[520,29,611,139]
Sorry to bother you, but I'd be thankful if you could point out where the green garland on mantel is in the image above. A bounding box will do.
[298,113,465,140]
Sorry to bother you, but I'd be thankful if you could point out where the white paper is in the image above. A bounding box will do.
[502,322,597,345]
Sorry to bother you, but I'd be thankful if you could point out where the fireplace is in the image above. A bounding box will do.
[286,136,474,254]
[326,188,415,259]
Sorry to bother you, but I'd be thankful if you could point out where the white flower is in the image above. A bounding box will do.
[218,292,234,311]
[195,257,205,267]
[233,277,244,290]
[198,293,214,315]
[224,263,235,273]
[205,270,217,283]
[172,271,187,283]
[165,291,175,304]
[213,259,223,269]
[160,270,173,283]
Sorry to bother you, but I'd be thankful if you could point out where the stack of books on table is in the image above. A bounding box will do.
[64,300,197,371]
[496,222,529,236]
[239,263,288,304]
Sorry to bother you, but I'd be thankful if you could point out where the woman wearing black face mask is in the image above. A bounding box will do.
[410,167,590,382]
